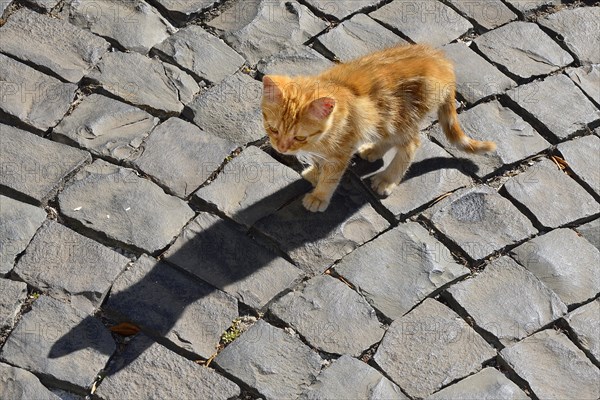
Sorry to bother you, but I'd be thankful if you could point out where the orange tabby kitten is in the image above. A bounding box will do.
[262,43,496,212]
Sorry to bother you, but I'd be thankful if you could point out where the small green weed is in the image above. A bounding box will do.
[221,319,243,345]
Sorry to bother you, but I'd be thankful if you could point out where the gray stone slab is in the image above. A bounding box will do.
[567,65,600,107]
[558,135,600,197]
[0,9,110,83]
[539,7,600,64]
[304,0,379,19]
[301,355,407,400]
[97,334,240,399]
[63,0,176,54]
[187,72,263,145]
[507,74,600,141]
[441,43,516,104]
[565,299,600,364]
[0,124,91,205]
[0,363,60,400]
[0,278,27,330]
[254,179,389,275]
[165,212,304,309]
[215,320,322,400]
[315,14,406,62]
[208,0,327,65]
[52,94,159,162]
[357,138,473,217]
[257,45,334,77]
[130,117,236,198]
[194,146,309,227]
[447,256,567,345]
[370,0,473,47]
[503,158,600,229]
[374,298,496,398]
[429,101,550,177]
[511,228,600,307]
[474,21,573,80]
[423,186,537,261]
[0,195,46,276]
[336,222,469,321]
[0,296,115,392]
[87,52,200,117]
[576,218,600,251]
[105,254,237,359]
[152,0,218,18]
[270,275,385,356]
[426,367,529,400]
[500,330,600,400]
[58,160,194,254]
[13,221,129,314]
[0,1,10,15]
[446,0,517,30]
[504,0,559,13]
[153,25,245,84]
[0,54,78,131]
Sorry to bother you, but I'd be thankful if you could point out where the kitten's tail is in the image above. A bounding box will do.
[438,92,496,154]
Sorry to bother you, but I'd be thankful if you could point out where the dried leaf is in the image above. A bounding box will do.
[110,322,141,336]
[550,155,576,177]
[550,155,569,171]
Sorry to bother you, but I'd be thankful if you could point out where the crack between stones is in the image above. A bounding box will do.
[0,50,72,83]
[438,0,488,34]
[553,146,600,204]
[534,21,582,68]
[496,353,542,400]
[557,299,600,368]
[429,295,543,398]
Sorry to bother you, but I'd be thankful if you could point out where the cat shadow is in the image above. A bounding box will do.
[48,150,478,383]
[352,154,479,184]
[48,176,370,379]
[403,157,479,181]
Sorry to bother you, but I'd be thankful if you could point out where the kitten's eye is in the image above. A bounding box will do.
[268,126,278,135]
[294,135,307,142]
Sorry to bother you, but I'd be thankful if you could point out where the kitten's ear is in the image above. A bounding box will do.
[263,75,284,104]
[308,97,336,120]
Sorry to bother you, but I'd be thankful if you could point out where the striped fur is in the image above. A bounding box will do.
[262,43,496,212]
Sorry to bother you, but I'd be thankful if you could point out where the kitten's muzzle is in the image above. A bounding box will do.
[272,138,294,154]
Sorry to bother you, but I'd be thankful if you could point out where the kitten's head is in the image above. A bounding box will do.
[261,75,336,155]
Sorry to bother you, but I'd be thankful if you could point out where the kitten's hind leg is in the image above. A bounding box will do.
[358,142,391,162]
[371,139,419,197]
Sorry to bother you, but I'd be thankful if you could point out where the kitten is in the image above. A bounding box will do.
[261,43,496,212]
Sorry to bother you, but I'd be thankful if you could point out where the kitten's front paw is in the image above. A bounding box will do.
[301,166,319,187]
[371,174,397,197]
[358,143,383,162]
[302,192,330,212]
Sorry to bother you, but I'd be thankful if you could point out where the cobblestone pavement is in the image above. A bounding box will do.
[1,0,599,399]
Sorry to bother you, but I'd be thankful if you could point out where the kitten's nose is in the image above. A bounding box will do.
[271,139,285,153]
[278,141,290,153]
